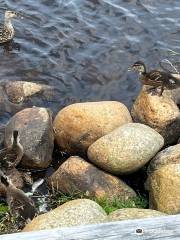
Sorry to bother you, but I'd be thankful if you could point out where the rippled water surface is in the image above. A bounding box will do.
[0,0,180,113]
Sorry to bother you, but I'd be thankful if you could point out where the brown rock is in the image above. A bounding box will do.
[53,101,132,155]
[131,86,180,145]
[23,199,107,232]
[148,164,180,214]
[107,208,167,221]
[48,156,136,201]
[147,144,180,174]
[0,182,7,196]
[87,123,164,174]
[5,107,54,169]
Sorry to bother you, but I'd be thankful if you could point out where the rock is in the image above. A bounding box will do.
[4,81,54,104]
[23,199,107,232]
[53,101,132,155]
[4,107,54,169]
[148,164,180,214]
[147,144,180,174]
[88,123,164,175]
[107,208,167,221]
[0,182,7,197]
[48,156,136,201]
[131,86,180,145]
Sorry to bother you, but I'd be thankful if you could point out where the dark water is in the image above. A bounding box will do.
[0,0,180,114]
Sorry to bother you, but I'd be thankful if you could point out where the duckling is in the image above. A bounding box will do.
[128,61,180,95]
[0,10,18,44]
[0,170,36,224]
[0,130,24,169]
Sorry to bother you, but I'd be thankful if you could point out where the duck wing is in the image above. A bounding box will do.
[0,25,12,43]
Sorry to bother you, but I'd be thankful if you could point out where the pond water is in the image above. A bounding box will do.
[0,0,180,115]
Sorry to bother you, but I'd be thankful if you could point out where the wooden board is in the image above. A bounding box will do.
[0,214,180,240]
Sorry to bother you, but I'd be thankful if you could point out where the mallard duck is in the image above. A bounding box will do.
[128,61,180,95]
[0,130,24,169]
[0,170,36,223]
[0,10,18,44]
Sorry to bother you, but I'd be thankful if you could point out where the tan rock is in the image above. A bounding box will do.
[23,199,107,232]
[48,156,136,201]
[53,101,132,155]
[5,107,54,169]
[148,144,180,174]
[131,86,180,145]
[107,208,167,221]
[4,81,52,104]
[148,164,180,214]
[88,123,164,174]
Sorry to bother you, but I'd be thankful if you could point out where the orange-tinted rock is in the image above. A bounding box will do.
[48,156,136,201]
[148,164,180,214]
[131,86,180,145]
[53,101,132,155]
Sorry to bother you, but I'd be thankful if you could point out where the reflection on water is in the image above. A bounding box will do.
[0,0,179,119]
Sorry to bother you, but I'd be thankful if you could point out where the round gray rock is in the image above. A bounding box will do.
[23,199,107,232]
[88,123,164,174]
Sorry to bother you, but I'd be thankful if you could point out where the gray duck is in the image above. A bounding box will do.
[0,170,36,223]
[0,10,18,44]
[128,61,180,95]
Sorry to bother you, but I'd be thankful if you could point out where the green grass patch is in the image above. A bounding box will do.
[48,190,148,214]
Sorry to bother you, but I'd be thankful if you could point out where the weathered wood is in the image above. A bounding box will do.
[1,214,180,240]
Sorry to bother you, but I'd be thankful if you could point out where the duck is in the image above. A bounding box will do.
[0,10,18,44]
[0,170,36,225]
[0,130,24,169]
[128,61,180,95]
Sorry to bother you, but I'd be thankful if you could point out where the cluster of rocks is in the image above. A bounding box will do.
[0,80,179,232]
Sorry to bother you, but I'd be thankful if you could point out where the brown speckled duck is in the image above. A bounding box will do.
[128,61,180,95]
[0,130,23,169]
[0,10,18,44]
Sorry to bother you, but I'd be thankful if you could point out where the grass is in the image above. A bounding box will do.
[48,190,148,214]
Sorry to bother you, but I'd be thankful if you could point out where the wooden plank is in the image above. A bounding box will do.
[0,214,180,240]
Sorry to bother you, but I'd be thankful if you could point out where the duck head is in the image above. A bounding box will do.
[128,61,146,74]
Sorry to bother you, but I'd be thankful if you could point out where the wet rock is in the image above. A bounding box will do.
[53,101,132,155]
[4,107,54,169]
[148,164,180,214]
[88,123,164,175]
[147,144,180,174]
[4,81,53,104]
[107,208,167,221]
[48,156,136,201]
[131,86,180,145]
[23,199,107,232]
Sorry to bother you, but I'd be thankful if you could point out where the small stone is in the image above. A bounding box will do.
[23,199,107,232]
[53,101,132,155]
[48,156,136,201]
[131,86,180,145]
[148,164,180,214]
[4,107,54,169]
[107,208,167,221]
[88,123,164,174]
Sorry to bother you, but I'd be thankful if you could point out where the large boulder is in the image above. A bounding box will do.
[147,144,180,174]
[107,208,166,221]
[48,156,136,201]
[131,86,180,145]
[88,123,164,175]
[53,101,132,155]
[148,164,180,214]
[23,199,107,232]
[4,107,54,169]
